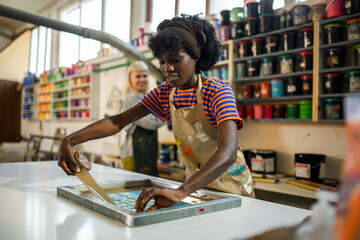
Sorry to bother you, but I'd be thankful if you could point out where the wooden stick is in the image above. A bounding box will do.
[286,179,318,191]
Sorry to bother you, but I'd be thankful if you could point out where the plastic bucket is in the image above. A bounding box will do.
[286,77,302,96]
[238,41,251,58]
[326,47,346,68]
[299,100,312,119]
[260,83,271,98]
[236,61,247,78]
[299,51,313,71]
[287,104,299,119]
[219,25,231,42]
[246,2,259,18]
[254,104,264,119]
[291,4,310,25]
[326,0,344,19]
[265,35,278,53]
[232,21,246,39]
[246,105,255,119]
[295,153,326,182]
[250,38,265,56]
[280,55,295,73]
[247,59,260,77]
[324,73,342,93]
[324,98,342,119]
[300,27,314,48]
[264,105,274,119]
[301,75,313,95]
[232,7,245,21]
[243,84,254,98]
[246,17,260,36]
[347,70,360,93]
[280,31,297,51]
[271,79,285,97]
[259,14,274,33]
[254,84,261,98]
[324,23,345,44]
[274,104,286,118]
[260,57,276,76]
[260,0,274,14]
[220,10,231,25]
[346,18,360,40]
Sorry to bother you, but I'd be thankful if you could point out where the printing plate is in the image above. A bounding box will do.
[57,179,241,227]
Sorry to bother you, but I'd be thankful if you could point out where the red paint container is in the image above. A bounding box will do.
[237,104,246,118]
[260,83,271,98]
[326,0,344,19]
[246,105,255,119]
[264,105,274,119]
[243,84,254,98]
[254,104,264,119]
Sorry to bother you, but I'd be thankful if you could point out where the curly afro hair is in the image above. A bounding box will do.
[148,14,222,74]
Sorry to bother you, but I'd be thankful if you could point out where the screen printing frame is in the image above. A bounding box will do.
[57,179,242,227]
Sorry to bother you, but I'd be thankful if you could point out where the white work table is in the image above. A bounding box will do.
[0,161,312,240]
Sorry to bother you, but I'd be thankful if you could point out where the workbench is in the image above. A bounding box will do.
[0,161,312,240]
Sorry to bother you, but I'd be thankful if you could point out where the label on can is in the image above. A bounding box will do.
[295,163,310,178]
[287,85,296,93]
[303,82,310,90]
[326,80,331,89]
[251,155,275,173]
[349,76,360,92]
[328,56,339,66]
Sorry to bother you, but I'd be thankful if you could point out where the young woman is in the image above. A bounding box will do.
[58,14,255,213]
[120,61,164,176]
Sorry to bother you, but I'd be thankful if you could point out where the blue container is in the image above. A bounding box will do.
[271,79,285,97]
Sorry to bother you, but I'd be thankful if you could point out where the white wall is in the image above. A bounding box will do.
[0,30,31,81]
[239,122,346,179]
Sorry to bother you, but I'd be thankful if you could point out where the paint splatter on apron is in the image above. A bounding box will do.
[169,77,255,197]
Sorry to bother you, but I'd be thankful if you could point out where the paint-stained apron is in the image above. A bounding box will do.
[169,77,255,197]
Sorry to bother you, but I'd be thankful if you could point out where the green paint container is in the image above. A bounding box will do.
[299,100,312,119]
[287,103,299,119]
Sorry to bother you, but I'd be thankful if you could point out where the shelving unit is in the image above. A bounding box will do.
[318,12,360,123]
[22,84,36,119]
[206,40,234,86]
[22,72,99,121]
[232,21,315,122]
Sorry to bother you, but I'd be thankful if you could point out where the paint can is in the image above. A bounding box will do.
[250,149,277,174]
[274,104,286,118]
[220,25,232,42]
[260,83,271,98]
[264,105,274,119]
[299,100,312,119]
[295,153,326,183]
[271,79,285,97]
[254,104,264,119]
[301,75,313,95]
[324,98,342,119]
[326,0,344,19]
[254,84,261,98]
[246,105,255,119]
[287,103,300,119]
[347,70,360,92]
[236,61,247,78]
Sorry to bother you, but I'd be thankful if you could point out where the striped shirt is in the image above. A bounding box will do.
[139,77,244,130]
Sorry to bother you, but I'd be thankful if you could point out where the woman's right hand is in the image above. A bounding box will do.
[57,137,80,175]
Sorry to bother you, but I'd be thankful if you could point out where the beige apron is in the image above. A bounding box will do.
[169,77,255,197]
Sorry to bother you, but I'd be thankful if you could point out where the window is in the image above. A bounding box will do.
[104,0,131,43]
[59,0,102,68]
[79,0,102,60]
[29,26,52,76]
[59,4,80,68]
[178,0,206,17]
[209,0,244,19]
[151,0,176,32]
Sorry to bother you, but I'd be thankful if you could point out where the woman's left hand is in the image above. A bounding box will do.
[134,186,187,212]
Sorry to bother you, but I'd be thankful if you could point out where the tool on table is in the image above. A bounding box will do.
[286,179,319,191]
[253,177,279,183]
[74,151,116,205]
